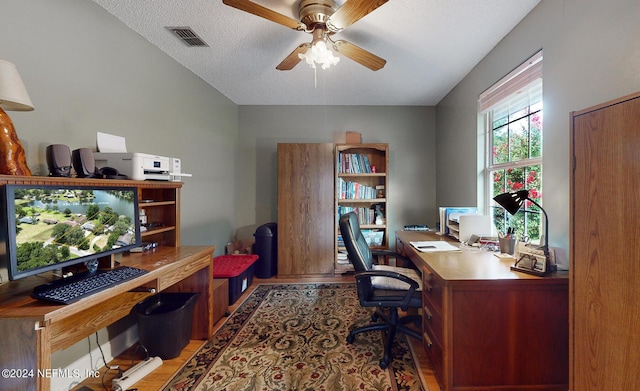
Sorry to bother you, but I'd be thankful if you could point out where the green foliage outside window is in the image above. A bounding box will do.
[490,107,543,243]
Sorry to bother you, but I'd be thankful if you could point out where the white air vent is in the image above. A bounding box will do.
[166,27,209,47]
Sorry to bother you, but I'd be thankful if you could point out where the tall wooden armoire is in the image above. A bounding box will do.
[277,143,335,277]
[570,92,640,391]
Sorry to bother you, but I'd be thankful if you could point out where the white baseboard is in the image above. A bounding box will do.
[51,325,138,391]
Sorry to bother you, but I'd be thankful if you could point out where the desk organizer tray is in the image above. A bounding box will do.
[213,255,259,304]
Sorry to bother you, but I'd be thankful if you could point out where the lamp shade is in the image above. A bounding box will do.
[0,59,34,111]
[0,59,33,175]
[493,190,530,215]
[494,188,553,276]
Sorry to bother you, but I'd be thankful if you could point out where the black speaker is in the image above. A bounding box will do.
[72,148,97,178]
[46,144,72,177]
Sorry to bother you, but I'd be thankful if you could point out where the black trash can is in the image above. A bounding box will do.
[253,222,277,278]
[133,292,200,359]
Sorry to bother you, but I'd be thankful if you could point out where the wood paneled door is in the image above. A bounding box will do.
[570,91,640,391]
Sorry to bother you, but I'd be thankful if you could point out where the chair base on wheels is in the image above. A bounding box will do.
[347,307,422,369]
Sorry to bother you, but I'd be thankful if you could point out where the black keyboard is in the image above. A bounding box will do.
[32,266,148,305]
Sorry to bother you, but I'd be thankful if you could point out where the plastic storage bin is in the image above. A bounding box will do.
[253,222,277,278]
[213,254,259,304]
[133,292,200,359]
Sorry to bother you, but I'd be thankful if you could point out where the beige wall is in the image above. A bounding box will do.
[1,1,239,386]
[436,0,640,265]
[236,105,437,246]
[1,0,238,255]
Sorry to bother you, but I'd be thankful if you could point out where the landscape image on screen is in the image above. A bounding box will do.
[13,188,137,273]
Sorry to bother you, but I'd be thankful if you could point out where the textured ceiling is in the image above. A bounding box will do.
[91,0,541,106]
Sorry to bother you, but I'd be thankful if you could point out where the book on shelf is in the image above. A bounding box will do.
[336,251,350,264]
[338,178,377,199]
[338,152,373,174]
[361,155,371,173]
[338,207,376,225]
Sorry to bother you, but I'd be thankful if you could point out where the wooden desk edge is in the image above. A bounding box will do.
[0,245,215,322]
[395,230,568,282]
[0,245,214,391]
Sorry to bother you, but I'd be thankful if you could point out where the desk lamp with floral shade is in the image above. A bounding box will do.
[0,59,33,176]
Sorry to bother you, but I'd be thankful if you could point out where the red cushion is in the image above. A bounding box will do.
[213,255,259,278]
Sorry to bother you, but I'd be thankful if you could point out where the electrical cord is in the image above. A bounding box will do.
[94,332,121,391]
[93,333,151,391]
[129,343,150,368]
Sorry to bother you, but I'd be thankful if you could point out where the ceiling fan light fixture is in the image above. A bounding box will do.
[298,40,340,70]
[223,0,387,73]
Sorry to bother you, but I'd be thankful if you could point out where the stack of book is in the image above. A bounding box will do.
[336,251,350,265]
[337,152,372,173]
[337,207,376,225]
[337,178,377,199]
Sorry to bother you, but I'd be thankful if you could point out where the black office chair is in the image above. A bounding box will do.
[339,212,422,369]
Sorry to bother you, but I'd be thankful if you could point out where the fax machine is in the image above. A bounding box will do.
[94,152,170,181]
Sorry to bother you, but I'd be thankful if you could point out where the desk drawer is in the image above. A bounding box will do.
[158,254,209,291]
[396,236,406,257]
[423,326,443,386]
[422,266,443,312]
[422,298,443,344]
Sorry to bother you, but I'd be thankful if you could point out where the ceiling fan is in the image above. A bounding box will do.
[222,0,388,71]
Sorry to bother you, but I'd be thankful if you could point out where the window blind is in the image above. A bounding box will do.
[479,50,543,112]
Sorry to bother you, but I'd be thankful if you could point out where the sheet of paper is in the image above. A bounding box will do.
[97,132,127,152]
[410,240,461,252]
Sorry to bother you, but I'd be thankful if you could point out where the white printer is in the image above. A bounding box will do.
[169,157,192,182]
[94,152,171,181]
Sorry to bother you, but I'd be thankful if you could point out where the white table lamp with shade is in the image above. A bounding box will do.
[0,59,34,176]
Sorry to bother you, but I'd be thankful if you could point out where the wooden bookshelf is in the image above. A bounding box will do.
[335,144,389,273]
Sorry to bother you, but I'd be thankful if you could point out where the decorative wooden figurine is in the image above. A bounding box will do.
[0,107,32,175]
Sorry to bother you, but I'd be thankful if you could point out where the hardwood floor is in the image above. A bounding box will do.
[76,276,440,391]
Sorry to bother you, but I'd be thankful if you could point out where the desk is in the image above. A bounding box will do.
[0,245,214,391]
[396,231,568,391]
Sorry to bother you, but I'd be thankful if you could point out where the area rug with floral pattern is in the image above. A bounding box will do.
[162,283,426,391]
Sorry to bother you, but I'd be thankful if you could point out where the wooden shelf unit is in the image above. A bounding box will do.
[0,175,214,391]
[335,144,389,273]
[276,143,390,276]
[138,183,181,247]
[0,175,182,248]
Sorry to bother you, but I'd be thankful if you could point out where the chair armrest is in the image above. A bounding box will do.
[354,269,420,307]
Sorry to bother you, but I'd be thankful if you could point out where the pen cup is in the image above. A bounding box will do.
[499,237,516,255]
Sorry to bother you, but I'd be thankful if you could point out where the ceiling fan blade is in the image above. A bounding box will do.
[222,0,305,30]
[276,43,311,70]
[332,40,386,71]
[326,0,388,32]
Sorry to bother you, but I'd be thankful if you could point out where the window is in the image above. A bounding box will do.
[479,51,543,243]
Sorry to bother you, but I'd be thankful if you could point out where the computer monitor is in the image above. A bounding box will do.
[1,183,141,281]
